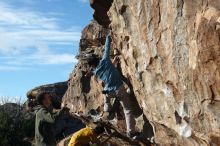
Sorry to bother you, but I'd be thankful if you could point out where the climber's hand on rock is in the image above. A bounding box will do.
[107,34,112,42]
[113,56,120,66]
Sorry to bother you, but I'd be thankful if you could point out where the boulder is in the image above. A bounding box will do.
[62,20,109,114]
[26,81,68,109]
[107,0,220,145]
[62,0,220,145]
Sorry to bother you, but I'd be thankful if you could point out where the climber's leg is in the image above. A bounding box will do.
[117,84,136,135]
[104,94,112,112]
[122,102,136,134]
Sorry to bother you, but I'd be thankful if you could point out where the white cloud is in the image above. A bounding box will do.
[78,0,88,3]
[0,2,58,29]
[0,1,81,70]
[2,53,78,66]
[36,54,78,64]
[0,40,78,66]
[0,66,28,71]
[0,30,81,55]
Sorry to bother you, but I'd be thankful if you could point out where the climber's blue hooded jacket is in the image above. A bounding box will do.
[94,35,123,92]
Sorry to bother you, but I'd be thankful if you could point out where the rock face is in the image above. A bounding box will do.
[27,81,68,99]
[107,0,220,145]
[90,0,113,27]
[63,0,220,146]
[62,20,109,114]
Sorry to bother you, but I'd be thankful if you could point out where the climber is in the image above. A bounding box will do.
[68,125,105,146]
[35,91,69,146]
[86,34,138,138]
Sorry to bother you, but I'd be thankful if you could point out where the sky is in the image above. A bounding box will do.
[0,0,93,102]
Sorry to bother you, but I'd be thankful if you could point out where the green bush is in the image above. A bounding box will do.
[0,103,34,146]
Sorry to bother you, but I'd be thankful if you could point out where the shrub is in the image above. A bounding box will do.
[0,103,33,146]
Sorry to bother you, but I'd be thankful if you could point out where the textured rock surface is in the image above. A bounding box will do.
[27,81,68,99]
[62,20,109,114]
[90,0,113,27]
[108,0,220,145]
[63,0,220,145]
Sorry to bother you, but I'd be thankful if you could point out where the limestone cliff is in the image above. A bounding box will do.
[63,0,220,145]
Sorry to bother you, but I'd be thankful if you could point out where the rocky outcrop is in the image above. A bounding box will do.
[63,13,153,146]
[27,81,68,109]
[62,20,109,114]
[107,0,220,145]
[62,20,148,145]
[63,0,220,145]
[27,81,68,99]
[90,0,113,28]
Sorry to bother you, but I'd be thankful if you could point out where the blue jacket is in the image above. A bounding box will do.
[94,35,123,92]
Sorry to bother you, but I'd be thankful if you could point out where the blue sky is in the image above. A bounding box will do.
[0,0,93,102]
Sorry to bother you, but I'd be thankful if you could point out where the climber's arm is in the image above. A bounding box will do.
[52,107,69,119]
[41,109,56,123]
[112,56,120,67]
[103,35,111,60]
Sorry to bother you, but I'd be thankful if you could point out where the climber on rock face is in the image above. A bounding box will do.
[86,34,138,138]
[35,92,69,146]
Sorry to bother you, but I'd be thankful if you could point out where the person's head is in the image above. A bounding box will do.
[87,55,100,68]
[36,92,52,108]
[93,124,105,135]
